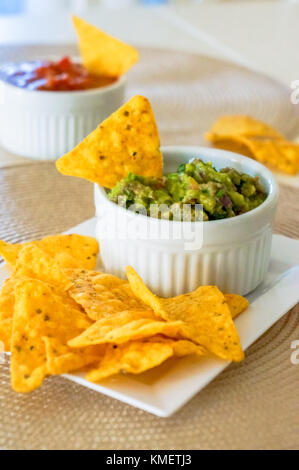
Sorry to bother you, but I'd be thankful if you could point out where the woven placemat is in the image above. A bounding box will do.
[0,46,298,450]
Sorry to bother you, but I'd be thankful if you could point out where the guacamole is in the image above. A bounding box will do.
[108,159,267,221]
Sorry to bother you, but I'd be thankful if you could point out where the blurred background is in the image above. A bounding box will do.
[0,0,296,14]
[0,0,211,14]
[0,1,226,15]
[0,0,297,86]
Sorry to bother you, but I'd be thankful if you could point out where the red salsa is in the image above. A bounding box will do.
[1,56,117,91]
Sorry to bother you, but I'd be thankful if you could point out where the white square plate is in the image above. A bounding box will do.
[1,218,299,417]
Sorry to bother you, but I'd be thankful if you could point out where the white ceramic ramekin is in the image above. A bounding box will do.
[94,146,278,296]
[0,61,125,160]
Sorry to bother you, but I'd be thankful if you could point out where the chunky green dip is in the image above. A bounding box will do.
[108,159,267,221]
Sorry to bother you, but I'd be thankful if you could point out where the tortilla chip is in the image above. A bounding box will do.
[0,277,16,321]
[11,279,92,393]
[0,277,16,351]
[206,115,283,141]
[56,95,163,189]
[206,116,299,175]
[68,309,185,348]
[0,240,21,268]
[39,234,99,270]
[0,318,12,352]
[86,336,205,383]
[126,266,244,362]
[206,135,255,159]
[73,15,139,77]
[242,138,299,175]
[0,248,90,352]
[0,234,99,270]
[66,269,148,321]
[15,245,72,292]
[43,337,102,375]
[225,294,249,319]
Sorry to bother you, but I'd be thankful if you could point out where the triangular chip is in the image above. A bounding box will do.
[0,234,99,270]
[66,269,148,321]
[206,115,299,175]
[0,245,93,351]
[0,277,16,321]
[68,309,185,348]
[43,337,102,376]
[15,245,72,292]
[0,318,12,352]
[38,234,99,270]
[126,267,244,362]
[225,294,249,319]
[0,276,17,352]
[210,135,299,175]
[73,15,139,77]
[86,336,205,383]
[0,240,20,269]
[242,138,299,175]
[56,95,163,189]
[206,115,283,141]
[11,279,93,393]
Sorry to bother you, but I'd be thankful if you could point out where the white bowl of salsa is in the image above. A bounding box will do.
[0,56,125,160]
[94,146,278,296]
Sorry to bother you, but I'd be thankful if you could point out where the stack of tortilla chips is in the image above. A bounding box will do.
[206,115,299,175]
[0,236,248,393]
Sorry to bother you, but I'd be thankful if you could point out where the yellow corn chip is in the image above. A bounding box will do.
[86,336,205,383]
[68,309,185,348]
[0,246,92,351]
[211,136,299,175]
[43,337,102,375]
[66,269,148,321]
[56,95,163,189]
[0,277,17,351]
[225,294,249,319]
[0,277,16,321]
[243,138,299,175]
[11,279,92,393]
[0,318,12,352]
[126,266,244,362]
[171,339,206,357]
[206,135,255,159]
[73,15,138,77]
[0,240,21,269]
[39,234,99,270]
[206,115,299,175]
[0,234,99,270]
[15,245,72,292]
[206,115,283,141]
